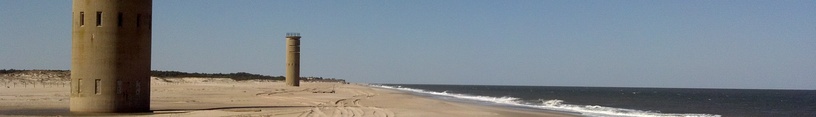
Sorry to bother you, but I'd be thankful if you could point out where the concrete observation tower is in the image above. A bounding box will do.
[70,0,152,113]
[285,33,301,86]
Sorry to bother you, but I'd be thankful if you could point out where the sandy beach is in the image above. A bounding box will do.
[0,77,576,117]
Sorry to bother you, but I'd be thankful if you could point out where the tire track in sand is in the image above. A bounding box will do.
[298,89,394,117]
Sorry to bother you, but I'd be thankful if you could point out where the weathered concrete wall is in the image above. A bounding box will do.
[285,33,301,86]
[70,0,152,113]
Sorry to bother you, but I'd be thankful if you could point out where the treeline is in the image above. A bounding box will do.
[1,69,345,82]
[0,69,25,74]
[151,70,285,81]
[152,71,346,82]
[0,69,67,74]
[302,76,346,83]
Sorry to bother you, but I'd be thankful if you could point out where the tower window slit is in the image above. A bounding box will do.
[147,15,151,30]
[80,12,84,26]
[116,80,122,94]
[136,14,141,27]
[95,79,101,94]
[77,79,82,93]
[96,12,102,27]
[117,12,123,27]
[135,81,141,95]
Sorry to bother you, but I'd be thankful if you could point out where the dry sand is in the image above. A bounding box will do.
[0,77,576,117]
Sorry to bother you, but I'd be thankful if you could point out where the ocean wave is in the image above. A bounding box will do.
[371,84,721,117]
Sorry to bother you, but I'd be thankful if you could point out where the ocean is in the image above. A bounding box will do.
[373,84,816,117]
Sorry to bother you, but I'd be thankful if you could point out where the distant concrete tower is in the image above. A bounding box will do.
[285,33,301,86]
[70,0,152,113]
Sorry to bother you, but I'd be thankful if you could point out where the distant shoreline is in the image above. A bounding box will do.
[374,83,816,91]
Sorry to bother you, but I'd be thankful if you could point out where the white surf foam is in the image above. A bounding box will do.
[371,85,721,117]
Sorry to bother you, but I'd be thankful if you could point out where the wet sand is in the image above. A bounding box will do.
[0,78,576,117]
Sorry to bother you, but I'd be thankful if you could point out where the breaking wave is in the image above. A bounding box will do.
[371,84,721,117]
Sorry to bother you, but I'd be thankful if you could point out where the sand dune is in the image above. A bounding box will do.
[0,76,575,117]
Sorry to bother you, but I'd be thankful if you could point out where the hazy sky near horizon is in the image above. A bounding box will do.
[1,0,814,89]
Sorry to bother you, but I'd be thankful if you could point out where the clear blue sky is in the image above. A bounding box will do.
[2,0,815,89]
